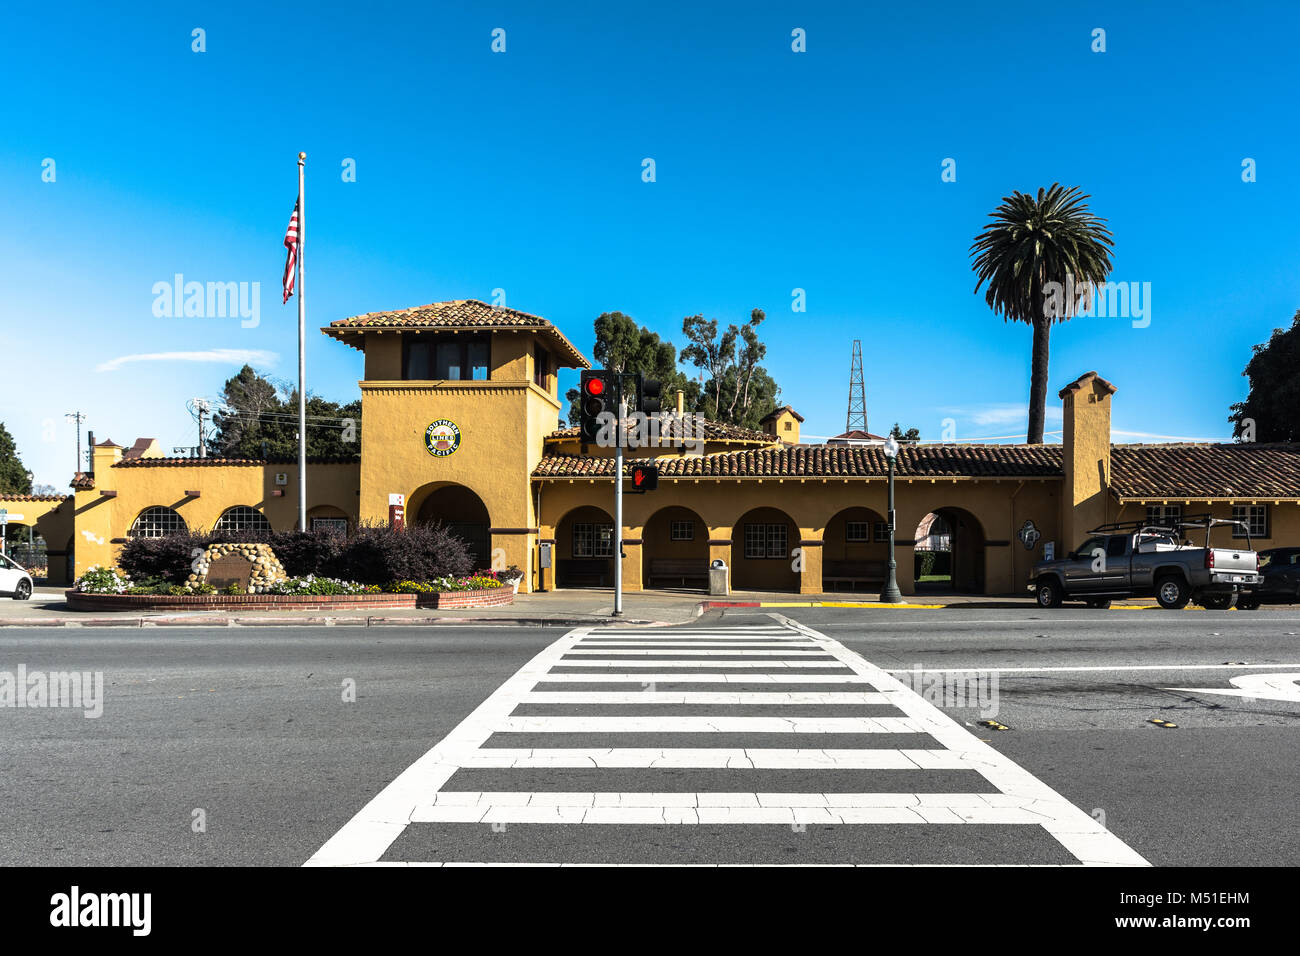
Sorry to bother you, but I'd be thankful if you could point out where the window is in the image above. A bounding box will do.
[533,344,550,388]
[874,521,890,542]
[1076,536,1106,559]
[1145,505,1181,529]
[403,335,489,381]
[215,506,272,534]
[129,506,187,538]
[783,421,792,431]
[311,517,348,535]
[845,521,869,543]
[670,520,694,541]
[1106,535,1129,558]
[573,522,613,558]
[1231,505,1268,538]
[744,523,788,559]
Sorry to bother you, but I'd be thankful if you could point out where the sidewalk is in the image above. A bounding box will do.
[0,586,1061,628]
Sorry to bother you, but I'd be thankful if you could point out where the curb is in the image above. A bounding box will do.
[0,616,676,629]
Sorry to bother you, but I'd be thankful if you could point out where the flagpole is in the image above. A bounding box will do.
[296,152,307,532]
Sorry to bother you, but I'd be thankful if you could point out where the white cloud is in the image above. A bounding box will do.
[938,403,1064,427]
[96,349,278,373]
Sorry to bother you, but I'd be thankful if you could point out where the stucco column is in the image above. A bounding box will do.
[895,541,916,595]
[798,537,824,594]
[621,538,643,592]
[538,537,556,591]
[707,535,732,591]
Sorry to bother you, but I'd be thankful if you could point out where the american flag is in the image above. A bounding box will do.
[282,200,300,303]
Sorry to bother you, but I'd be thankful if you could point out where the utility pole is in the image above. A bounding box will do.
[65,412,86,474]
[846,340,867,434]
[192,399,210,458]
[613,394,625,617]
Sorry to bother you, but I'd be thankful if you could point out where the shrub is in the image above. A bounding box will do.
[329,522,473,585]
[117,532,211,584]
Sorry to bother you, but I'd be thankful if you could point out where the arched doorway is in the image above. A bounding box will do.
[410,483,491,571]
[555,505,615,588]
[731,507,799,592]
[824,506,888,592]
[912,507,985,592]
[642,505,709,590]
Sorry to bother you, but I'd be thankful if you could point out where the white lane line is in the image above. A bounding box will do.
[519,691,892,704]
[883,663,1300,674]
[564,648,834,656]
[769,613,1149,866]
[497,715,923,734]
[576,641,821,648]
[427,791,1018,809]
[529,673,875,684]
[459,748,969,769]
[304,625,593,867]
[409,802,1048,825]
[551,660,851,668]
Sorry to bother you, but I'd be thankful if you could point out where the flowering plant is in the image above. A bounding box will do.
[265,575,379,596]
[74,566,132,594]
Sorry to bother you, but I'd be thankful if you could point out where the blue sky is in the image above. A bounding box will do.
[3,1,1298,488]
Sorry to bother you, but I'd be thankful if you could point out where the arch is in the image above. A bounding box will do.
[409,482,491,570]
[306,504,350,535]
[2,524,45,575]
[730,506,799,592]
[214,506,272,534]
[554,505,615,589]
[642,505,709,590]
[823,505,888,592]
[129,506,187,538]
[912,506,985,593]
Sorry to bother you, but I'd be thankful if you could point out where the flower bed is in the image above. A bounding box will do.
[67,567,513,612]
[64,586,514,612]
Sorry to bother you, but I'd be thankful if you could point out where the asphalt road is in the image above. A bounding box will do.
[1,609,1297,866]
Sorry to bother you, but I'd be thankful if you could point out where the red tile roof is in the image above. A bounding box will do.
[1110,443,1300,500]
[533,443,1064,479]
[0,493,70,503]
[548,419,775,444]
[323,298,590,368]
[71,472,94,490]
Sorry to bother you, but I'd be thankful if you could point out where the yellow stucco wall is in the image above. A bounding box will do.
[0,495,76,584]
[70,444,359,578]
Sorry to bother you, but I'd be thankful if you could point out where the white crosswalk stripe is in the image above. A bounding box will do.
[306,617,1149,867]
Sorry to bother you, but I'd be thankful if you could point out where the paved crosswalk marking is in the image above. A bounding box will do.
[306,617,1149,867]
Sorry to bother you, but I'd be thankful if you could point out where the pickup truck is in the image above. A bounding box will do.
[1028,517,1261,609]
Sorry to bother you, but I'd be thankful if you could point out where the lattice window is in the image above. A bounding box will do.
[670,520,694,541]
[1231,505,1268,538]
[845,521,869,543]
[215,506,272,533]
[129,506,187,538]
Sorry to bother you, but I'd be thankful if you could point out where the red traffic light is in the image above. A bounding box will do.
[633,468,646,486]
[584,377,606,396]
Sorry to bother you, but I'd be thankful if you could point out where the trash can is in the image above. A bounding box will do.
[708,558,729,596]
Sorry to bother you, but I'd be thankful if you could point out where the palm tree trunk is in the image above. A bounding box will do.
[1027,315,1051,444]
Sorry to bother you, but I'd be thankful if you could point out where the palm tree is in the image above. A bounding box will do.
[970,184,1114,444]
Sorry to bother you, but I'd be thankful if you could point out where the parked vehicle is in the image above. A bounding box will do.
[1029,516,1260,610]
[1237,547,1300,610]
[0,552,34,600]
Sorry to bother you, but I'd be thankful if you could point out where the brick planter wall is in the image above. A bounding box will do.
[65,588,512,612]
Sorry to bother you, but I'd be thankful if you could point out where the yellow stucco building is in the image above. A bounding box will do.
[6,299,1299,594]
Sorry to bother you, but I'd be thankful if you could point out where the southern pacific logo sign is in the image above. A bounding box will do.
[424,420,462,457]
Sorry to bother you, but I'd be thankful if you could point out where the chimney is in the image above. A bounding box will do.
[86,431,94,474]
[675,389,685,415]
[1059,371,1117,550]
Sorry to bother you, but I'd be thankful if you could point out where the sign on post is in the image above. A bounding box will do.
[388,493,405,530]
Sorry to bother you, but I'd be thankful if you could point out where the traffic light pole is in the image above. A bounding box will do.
[612,397,626,617]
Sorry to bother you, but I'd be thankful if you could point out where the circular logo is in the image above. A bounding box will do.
[424,420,462,457]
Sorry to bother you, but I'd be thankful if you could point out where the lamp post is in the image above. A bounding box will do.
[879,435,904,604]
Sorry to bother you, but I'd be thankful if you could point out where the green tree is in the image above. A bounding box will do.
[0,422,33,494]
[681,308,779,427]
[970,184,1114,444]
[208,366,362,460]
[565,313,699,423]
[1229,310,1300,442]
[889,423,921,442]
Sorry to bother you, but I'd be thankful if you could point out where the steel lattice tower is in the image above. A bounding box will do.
[845,340,867,434]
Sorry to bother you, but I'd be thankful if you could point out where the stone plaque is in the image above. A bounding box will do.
[207,553,254,590]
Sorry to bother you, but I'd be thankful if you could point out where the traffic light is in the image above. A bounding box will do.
[630,463,659,493]
[579,370,616,443]
[639,377,662,414]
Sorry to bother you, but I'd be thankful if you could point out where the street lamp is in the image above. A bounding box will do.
[879,435,904,604]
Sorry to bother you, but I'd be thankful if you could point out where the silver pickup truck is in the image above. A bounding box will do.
[1029,517,1261,609]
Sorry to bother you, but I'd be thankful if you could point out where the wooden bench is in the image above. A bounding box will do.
[823,560,887,592]
[557,559,611,588]
[647,558,709,589]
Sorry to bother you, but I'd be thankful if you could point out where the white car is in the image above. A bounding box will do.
[0,552,33,600]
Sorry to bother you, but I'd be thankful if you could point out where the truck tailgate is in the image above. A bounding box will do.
[1209,548,1256,573]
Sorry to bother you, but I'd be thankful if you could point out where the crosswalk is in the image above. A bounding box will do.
[306,617,1148,866]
